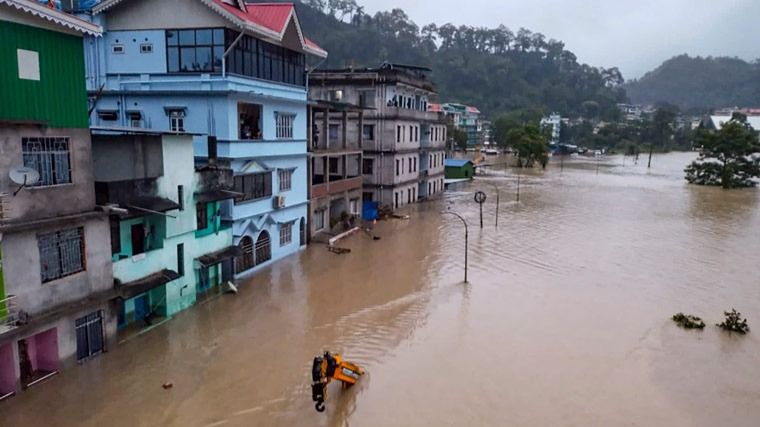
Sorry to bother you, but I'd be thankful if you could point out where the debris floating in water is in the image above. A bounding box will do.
[716,309,750,334]
[162,382,173,390]
[672,313,706,329]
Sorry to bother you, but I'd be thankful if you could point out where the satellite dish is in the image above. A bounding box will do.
[9,167,40,196]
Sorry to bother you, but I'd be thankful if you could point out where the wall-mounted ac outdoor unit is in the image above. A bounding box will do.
[273,195,286,209]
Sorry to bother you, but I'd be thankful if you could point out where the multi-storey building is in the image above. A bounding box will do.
[309,63,447,211]
[84,0,326,278]
[0,0,112,398]
[92,130,238,331]
[440,103,482,148]
[541,113,562,144]
[307,101,364,240]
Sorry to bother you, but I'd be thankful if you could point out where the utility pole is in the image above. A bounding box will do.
[443,210,469,283]
[474,191,487,229]
[516,169,521,202]
[647,143,654,168]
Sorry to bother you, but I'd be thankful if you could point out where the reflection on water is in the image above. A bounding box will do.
[2,152,760,427]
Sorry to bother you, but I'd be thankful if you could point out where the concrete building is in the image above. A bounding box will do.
[92,130,238,331]
[0,0,113,399]
[83,0,326,278]
[307,101,364,241]
[309,63,447,211]
[440,103,482,148]
[541,113,562,144]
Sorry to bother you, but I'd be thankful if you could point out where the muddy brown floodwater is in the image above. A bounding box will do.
[2,152,760,427]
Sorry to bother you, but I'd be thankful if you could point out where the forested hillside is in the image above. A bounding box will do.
[294,0,626,120]
[625,55,760,112]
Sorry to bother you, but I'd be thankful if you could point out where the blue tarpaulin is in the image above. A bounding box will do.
[362,201,379,221]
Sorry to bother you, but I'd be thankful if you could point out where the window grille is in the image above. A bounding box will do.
[38,227,85,283]
[22,137,71,186]
[279,223,292,247]
[255,231,271,265]
[276,113,295,139]
[278,169,293,192]
[169,110,185,132]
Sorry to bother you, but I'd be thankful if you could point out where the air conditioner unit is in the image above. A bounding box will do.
[273,195,286,209]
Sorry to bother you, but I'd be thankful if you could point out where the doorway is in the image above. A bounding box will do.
[131,223,145,255]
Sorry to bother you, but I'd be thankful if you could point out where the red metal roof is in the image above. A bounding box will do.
[213,1,291,34]
[210,1,325,56]
[466,106,481,114]
[428,103,443,113]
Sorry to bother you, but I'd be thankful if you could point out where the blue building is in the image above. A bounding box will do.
[83,0,327,278]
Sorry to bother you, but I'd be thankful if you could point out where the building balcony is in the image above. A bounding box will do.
[375,107,444,123]
[217,139,307,159]
[311,176,363,199]
[112,247,168,286]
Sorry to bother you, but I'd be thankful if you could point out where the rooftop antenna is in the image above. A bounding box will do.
[9,167,40,196]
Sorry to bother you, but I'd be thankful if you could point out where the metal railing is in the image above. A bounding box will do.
[0,295,19,327]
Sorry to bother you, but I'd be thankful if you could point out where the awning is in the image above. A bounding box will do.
[197,246,244,268]
[195,190,242,203]
[125,197,180,216]
[117,269,180,299]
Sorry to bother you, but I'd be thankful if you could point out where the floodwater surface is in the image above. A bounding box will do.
[2,152,760,427]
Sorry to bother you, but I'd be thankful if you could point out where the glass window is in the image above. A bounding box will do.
[179,30,195,46]
[167,30,179,46]
[195,29,212,45]
[362,124,375,140]
[234,172,272,203]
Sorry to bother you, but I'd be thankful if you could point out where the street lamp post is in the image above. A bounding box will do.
[443,210,468,283]
[486,183,500,228]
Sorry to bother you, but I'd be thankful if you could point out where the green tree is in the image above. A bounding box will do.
[450,126,468,151]
[684,116,760,188]
[507,123,549,168]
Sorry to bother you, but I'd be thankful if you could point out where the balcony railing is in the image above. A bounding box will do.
[0,295,19,331]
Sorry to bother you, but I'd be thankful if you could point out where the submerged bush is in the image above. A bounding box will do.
[716,309,750,334]
[672,313,706,329]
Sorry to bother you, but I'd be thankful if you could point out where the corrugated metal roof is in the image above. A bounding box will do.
[1,0,102,36]
[445,159,472,168]
[428,103,442,113]
[710,115,760,131]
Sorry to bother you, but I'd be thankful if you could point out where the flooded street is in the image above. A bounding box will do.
[2,152,760,426]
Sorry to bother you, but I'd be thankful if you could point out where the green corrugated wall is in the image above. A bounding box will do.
[0,20,89,128]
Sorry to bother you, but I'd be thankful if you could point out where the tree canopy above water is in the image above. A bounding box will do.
[297,0,626,119]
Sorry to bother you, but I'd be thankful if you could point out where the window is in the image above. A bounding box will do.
[329,124,340,141]
[177,243,185,277]
[235,236,254,273]
[415,126,419,142]
[234,172,272,203]
[224,29,305,86]
[397,125,401,143]
[238,103,262,139]
[140,43,153,54]
[111,44,124,54]
[409,125,413,142]
[22,137,71,186]
[408,158,412,173]
[276,113,295,139]
[110,219,121,255]
[395,159,399,176]
[363,158,374,175]
[38,227,85,283]
[169,109,185,132]
[329,158,339,175]
[196,202,208,230]
[127,111,142,128]
[75,311,104,361]
[177,185,184,210]
[394,192,399,209]
[255,231,271,265]
[166,28,224,73]
[362,124,375,140]
[278,169,293,192]
[97,111,118,121]
[280,223,292,247]
[314,209,326,231]
[358,89,376,108]
[17,49,40,81]
[413,158,417,172]
[349,198,359,215]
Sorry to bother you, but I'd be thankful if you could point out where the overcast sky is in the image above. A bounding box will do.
[357,0,760,80]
